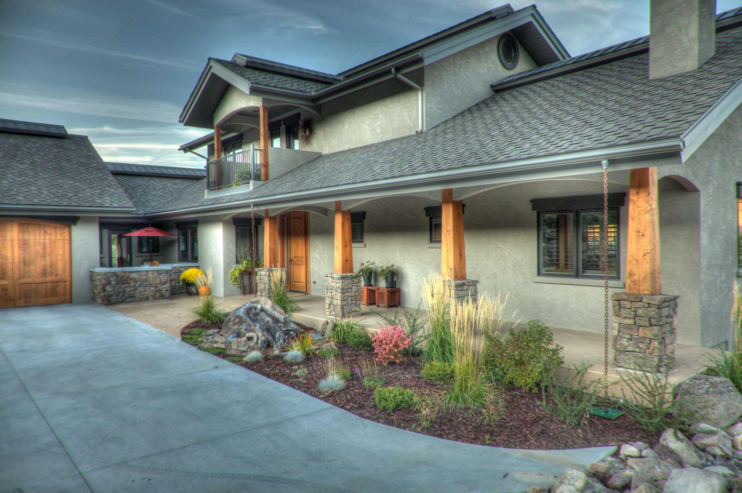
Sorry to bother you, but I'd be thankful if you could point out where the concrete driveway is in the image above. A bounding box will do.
[0,304,614,493]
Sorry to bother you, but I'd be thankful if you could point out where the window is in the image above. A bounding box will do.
[137,237,160,254]
[430,217,442,243]
[498,34,520,70]
[286,125,300,150]
[350,212,365,243]
[271,128,281,148]
[234,218,261,262]
[532,194,624,279]
[177,222,198,262]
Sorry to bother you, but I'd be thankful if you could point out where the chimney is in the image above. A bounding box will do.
[650,0,716,79]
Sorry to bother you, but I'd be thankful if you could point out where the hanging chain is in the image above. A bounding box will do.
[602,160,610,399]
[251,207,257,295]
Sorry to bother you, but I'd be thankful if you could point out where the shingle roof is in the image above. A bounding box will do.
[153,24,742,215]
[107,162,206,178]
[0,132,134,210]
[114,175,199,215]
[236,54,341,82]
[0,118,68,138]
[213,59,330,94]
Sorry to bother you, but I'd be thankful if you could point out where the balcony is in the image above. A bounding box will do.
[207,145,262,191]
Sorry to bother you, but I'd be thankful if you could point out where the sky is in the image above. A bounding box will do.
[1,0,741,168]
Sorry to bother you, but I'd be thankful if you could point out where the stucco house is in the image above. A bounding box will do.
[2,1,742,367]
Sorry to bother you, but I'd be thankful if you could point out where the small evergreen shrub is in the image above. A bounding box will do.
[335,367,352,380]
[244,350,263,363]
[283,350,304,363]
[374,386,417,412]
[363,377,385,389]
[331,318,364,344]
[347,330,373,351]
[540,363,607,426]
[319,375,346,393]
[485,319,563,392]
[293,367,308,377]
[317,347,339,358]
[201,346,227,355]
[372,325,412,365]
[421,361,454,382]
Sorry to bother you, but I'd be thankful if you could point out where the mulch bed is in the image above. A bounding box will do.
[181,324,659,450]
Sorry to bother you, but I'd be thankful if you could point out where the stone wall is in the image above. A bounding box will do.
[325,273,362,318]
[611,292,679,373]
[170,265,195,295]
[256,268,286,299]
[444,279,479,303]
[91,270,171,305]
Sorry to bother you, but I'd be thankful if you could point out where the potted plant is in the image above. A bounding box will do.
[180,267,205,296]
[379,263,398,288]
[357,261,375,286]
[229,257,264,295]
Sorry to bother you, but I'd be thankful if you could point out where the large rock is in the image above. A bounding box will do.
[629,457,678,490]
[663,468,728,493]
[552,468,589,493]
[674,374,742,429]
[659,429,706,467]
[221,297,301,348]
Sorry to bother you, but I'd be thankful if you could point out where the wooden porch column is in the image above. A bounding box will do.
[334,201,353,274]
[263,210,279,268]
[259,106,270,181]
[214,125,222,159]
[441,189,466,280]
[626,167,661,295]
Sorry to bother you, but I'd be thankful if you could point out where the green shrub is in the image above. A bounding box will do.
[283,350,304,363]
[317,347,339,358]
[269,270,298,314]
[374,386,417,412]
[244,350,263,363]
[192,295,228,325]
[375,301,427,356]
[330,318,364,344]
[319,375,346,393]
[346,330,374,351]
[540,363,608,426]
[335,367,352,380]
[293,367,308,377]
[485,320,563,392]
[290,333,317,355]
[363,377,385,389]
[704,284,742,393]
[421,361,454,382]
[201,346,227,355]
[188,328,208,336]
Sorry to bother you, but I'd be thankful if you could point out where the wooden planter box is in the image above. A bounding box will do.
[376,288,400,308]
[362,286,377,306]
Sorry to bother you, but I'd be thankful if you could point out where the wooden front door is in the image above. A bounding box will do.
[0,219,72,308]
[288,212,309,293]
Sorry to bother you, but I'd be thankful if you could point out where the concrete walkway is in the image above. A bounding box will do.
[1,304,615,493]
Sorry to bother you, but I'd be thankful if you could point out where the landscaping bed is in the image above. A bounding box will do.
[181,323,658,450]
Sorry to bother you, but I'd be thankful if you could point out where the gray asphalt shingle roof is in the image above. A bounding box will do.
[148,25,742,215]
[114,175,201,215]
[0,132,134,210]
[213,59,330,94]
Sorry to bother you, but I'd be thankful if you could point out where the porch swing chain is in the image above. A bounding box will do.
[601,159,610,399]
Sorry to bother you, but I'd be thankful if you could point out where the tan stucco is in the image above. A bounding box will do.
[213,86,263,128]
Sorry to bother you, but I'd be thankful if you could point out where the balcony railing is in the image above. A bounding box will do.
[207,145,262,190]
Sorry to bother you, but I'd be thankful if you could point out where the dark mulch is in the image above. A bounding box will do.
[180,324,659,450]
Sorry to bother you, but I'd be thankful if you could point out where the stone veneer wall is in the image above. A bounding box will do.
[611,292,679,373]
[444,279,479,302]
[170,265,194,295]
[256,268,287,299]
[325,273,362,318]
[91,270,171,305]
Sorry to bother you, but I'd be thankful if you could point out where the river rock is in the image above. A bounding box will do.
[659,429,706,467]
[221,297,301,348]
[621,444,643,458]
[663,468,728,493]
[674,374,742,429]
[552,468,589,493]
[630,484,660,493]
[607,471,632,490]
[727,422,742,436]
[629,458,678,490]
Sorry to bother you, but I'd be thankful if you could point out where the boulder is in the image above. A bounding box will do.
[640,449,659,459]
[703,465,735,478]
[726,422,742,436]
[663,468,728,493]
[674,374,742,429]
[692,431,733,457]
[221,297,301,348]
[630,484,660,493]
[629,458,678,490]
[607,471,632,490]
[552,468,589,493]
[588,457,625,478]
[620,444,643,458]
[732,434,742,452]
[659,429,706,467]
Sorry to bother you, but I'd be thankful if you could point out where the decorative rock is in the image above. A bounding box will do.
[607,471,632,490]
[659,429,706,467]
[692,431,732,454]
[221,297,301,349]
[705,445,731,459]
[663,468,728,493]
[732,434,742,452]
[629,484,660,493]
[511,472,557,490]
[552,468,589,493]
[726,422,742,436]
[641,449,659,459]
[621,444,643,458]
[692,424,728,435]
[629,458,678,490]
[674,374,742,429]
[588,457,625,477]
[703,465,735,477]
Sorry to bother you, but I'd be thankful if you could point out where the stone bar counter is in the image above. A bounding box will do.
[90,263,199,305]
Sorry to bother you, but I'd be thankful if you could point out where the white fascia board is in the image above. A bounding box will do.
[179,62,214,123]
[529,9,570,59]
[0,205,136,214]
[681,77,742,163]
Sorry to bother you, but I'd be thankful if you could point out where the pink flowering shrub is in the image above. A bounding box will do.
[372,325,412,365]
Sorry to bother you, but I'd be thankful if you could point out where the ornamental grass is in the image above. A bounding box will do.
[421,273,453,364]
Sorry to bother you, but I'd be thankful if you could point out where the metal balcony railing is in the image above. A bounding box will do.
[207,145,262,190]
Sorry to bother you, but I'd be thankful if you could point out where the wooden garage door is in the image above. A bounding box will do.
[0,220,72,308]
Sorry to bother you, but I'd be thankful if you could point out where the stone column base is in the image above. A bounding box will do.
[611,292,679,373]
[325,273,362,318]
[256,268,286,299]
[443,279,479,303]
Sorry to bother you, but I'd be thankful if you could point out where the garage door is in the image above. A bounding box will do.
[0,219,72,308]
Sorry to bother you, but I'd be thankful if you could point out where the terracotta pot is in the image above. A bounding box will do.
[198,286,211,296]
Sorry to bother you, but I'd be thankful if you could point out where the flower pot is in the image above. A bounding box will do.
[185,283,198,296]
[362,273,373,286]
[384,274,396,289]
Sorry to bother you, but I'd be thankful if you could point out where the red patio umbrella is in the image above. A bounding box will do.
[124,226,176,262]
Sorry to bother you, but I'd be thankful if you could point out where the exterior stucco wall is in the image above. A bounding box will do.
[658,103,742,348]
[424,34,537,130]
[213,86,263,127]
[197,219,256,297]
[71,216,99,303]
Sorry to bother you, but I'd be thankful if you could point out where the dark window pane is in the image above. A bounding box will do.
[430,217,442,243]
[580,211,618,276]
[138,237,159,253]
[178,230,188,261]
[540,212,574,275]
[236,226,258,262]
[271,129,280,148]
[190,229,198,261]
[351,222,364,243]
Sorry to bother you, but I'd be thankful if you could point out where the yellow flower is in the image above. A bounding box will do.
[180,268,205,285]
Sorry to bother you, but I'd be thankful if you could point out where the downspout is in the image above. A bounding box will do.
[392,68,424,133]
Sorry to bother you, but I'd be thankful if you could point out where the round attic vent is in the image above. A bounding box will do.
[498,34,519,70]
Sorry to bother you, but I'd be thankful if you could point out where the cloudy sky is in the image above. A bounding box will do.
[1,0,740,168]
